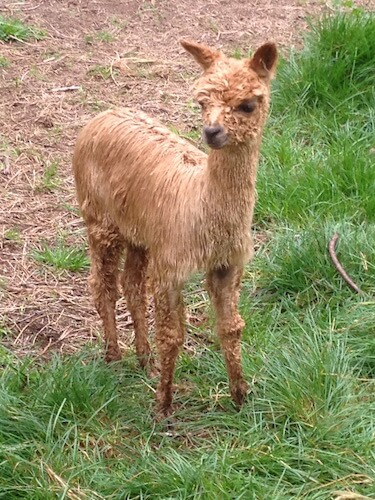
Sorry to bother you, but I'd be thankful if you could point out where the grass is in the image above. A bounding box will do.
[256,10,375,225]
[1,9,375,499]
[3,228,21,243]
[0,56,9,68]
[0,15,46,42]
[87,65,118,81]
[32,240,90,272]
[84,30,115,44]
[36,161,61,192]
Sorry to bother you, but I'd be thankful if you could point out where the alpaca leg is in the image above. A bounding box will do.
[206,266,248,406]
[154,285,185,417]
[88,225,124,362]
[121,244,155,374]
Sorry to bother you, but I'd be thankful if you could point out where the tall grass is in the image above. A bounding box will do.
[1,10,375,499]
[276,11,375,111]
[256,11,375,225]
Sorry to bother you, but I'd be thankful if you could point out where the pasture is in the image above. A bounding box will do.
[0,1,374,498]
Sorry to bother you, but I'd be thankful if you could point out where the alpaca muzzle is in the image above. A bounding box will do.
[202,124,228,149]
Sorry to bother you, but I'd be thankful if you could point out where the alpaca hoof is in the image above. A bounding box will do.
[155,404,174,422]
[230,380,249,407]
[155,388,174,420]
[105,349,122,363]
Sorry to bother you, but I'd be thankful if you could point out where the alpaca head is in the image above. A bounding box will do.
[181,39,278,149]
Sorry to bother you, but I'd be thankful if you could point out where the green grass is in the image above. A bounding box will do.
[2,9,375,499]
[3,227,21,243]
[0,15,46,42]
[0,56,9,68]
[256,10,375,226]
[36,161,61,192]
[32,240,89,272]
[84,30,115,44]
[87,64,118,81]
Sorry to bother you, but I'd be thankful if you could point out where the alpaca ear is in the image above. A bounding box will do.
[180,39,220,70]
[248,42,278,80]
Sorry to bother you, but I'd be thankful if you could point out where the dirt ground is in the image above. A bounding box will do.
[0,0,372,358]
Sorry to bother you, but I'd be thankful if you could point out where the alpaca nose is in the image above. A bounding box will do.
[203,124,228,149]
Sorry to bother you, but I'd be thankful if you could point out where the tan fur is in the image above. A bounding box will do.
[73,39,277,417]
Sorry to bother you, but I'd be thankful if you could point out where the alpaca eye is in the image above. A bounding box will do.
[236,100,257,114]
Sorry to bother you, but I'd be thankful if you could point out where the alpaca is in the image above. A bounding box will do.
[73,39,277,417]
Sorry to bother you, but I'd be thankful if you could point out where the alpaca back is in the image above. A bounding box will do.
[73,108,212,281]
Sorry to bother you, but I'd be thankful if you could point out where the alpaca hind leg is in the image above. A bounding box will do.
[88,224,124,362]
[121,244,156,375]
[206,266,248,406]
[154,285,185,417]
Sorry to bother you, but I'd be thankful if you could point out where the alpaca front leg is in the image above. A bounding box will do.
[154,286,185,417]
[206,266,248,406]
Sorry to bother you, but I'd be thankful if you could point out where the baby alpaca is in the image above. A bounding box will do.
[73,39,277,417]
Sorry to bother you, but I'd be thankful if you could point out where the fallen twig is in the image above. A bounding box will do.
[50,85,81,92]
[328,233,364,295]
[110,56,119,86]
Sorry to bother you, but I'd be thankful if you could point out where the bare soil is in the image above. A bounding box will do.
[0,0,372,357]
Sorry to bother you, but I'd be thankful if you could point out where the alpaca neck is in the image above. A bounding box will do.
[200,140,261,267]
[206,140,260,198]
